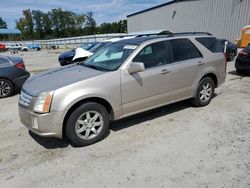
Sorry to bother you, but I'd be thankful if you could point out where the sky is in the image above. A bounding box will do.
[0,0,169,29]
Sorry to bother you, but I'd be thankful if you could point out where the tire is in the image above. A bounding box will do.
[228,51,235,62]
[65,102,110,147]
[0,78,14,98]
[191,77,215,107]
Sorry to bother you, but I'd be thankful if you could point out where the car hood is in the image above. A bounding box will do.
[23,64,105,96]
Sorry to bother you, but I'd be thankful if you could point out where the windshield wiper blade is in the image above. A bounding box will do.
[82,64,108,72]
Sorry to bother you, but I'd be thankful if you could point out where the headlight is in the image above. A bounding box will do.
[33,91,54,113]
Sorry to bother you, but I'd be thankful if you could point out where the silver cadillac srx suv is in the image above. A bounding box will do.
[19,33,226,146]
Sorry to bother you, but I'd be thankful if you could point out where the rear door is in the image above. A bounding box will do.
[169,38,204,101]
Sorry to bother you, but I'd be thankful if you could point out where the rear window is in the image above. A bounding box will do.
[196,37,222,53]
[169,39,202,62]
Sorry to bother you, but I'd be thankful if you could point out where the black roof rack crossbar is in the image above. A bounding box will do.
[170,32,213,36]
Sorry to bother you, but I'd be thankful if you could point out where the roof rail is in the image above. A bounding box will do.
[126,31,213,38]
[170,32,213,37]
[128,30,173,37]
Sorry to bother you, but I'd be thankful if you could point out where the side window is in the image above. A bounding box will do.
[170,39,202,62]
[133,41,171,69]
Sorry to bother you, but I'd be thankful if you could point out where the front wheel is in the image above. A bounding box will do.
[65,102,110,147]
[191,77,215,107]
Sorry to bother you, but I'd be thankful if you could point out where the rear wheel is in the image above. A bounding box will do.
[192,77,215,107]
[0,78,14,98]
[65,102,110,147]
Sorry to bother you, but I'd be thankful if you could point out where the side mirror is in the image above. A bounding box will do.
[127,62,145,74]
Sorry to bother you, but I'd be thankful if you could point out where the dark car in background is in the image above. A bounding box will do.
[235,44,250,74]
[58,42,98,66]
[218,39,238,61]
[0,55,30,98]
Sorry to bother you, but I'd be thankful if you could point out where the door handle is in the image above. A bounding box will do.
[197,61,204,66]
[160,69,170,74]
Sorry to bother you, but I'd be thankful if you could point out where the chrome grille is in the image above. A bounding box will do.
[19,91,32,107]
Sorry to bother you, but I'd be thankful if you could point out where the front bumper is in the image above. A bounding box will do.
[19,105,64,138]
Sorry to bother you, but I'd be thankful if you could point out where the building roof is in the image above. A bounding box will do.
[127,0,194,17]
[0,29,21,35]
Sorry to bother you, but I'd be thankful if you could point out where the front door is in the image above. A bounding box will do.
[121,40,173,117]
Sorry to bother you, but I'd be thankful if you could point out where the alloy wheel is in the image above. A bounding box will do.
[0,80,11,97]
[199,82,212,102]
[75,110,104,140]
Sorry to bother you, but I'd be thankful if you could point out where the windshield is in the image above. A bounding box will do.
[89,42,110,53]
[82,43,137,71]
[79,43,96,50]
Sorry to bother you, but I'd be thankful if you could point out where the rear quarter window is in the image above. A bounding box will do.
[169,39,202,62]
[196,37,222,53]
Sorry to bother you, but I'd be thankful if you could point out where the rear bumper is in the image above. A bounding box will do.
[13,72,30,91]
[19,105,63,138]
[235,58,250,71]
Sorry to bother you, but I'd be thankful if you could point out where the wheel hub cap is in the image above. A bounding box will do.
[199,83,212,102]
[75,111,104,140]
[0,81,11,97]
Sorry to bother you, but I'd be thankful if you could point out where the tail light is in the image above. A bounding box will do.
[15,62,25,69]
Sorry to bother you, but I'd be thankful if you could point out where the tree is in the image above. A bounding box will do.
[0,17,7,28]
[98,19,127,34]
[15,8,125,40]
[85,12,96,35]
[16,9,34,39]
[32,10,44,39]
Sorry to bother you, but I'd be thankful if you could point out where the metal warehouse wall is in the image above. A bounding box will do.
[127,0,250,41]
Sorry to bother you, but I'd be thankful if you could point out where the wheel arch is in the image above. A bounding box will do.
[62,97,114,138]
[200,73,218,88]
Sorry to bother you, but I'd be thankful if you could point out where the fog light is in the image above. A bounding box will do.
[33,116,39,129]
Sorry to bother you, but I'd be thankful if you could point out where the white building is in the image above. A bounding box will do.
[127,0,250,41]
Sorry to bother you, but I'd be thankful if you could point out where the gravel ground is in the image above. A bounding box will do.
[0,50,249,188]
